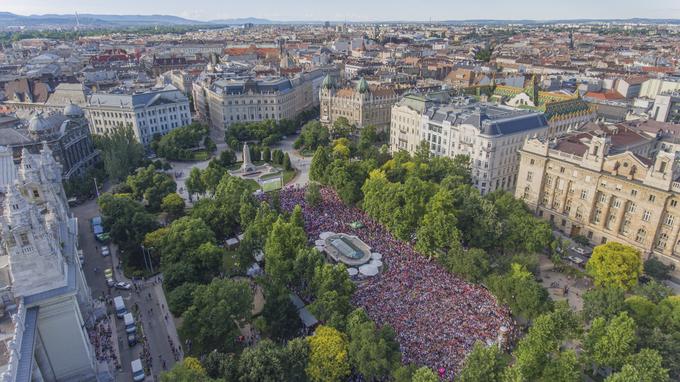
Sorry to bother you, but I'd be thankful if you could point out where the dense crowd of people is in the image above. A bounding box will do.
[278,186,513,378]
[88,318,120,369]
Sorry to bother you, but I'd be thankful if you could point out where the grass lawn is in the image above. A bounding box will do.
[300,148,315,157]
[282,169,296,184]
[192,150,211,161]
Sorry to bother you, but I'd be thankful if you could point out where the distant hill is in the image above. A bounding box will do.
[0,12,678,29]
[0,12,212,27]
[207,17,276,25]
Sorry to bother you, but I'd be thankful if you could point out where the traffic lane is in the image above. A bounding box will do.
[132,284,178,379]
[73,199,112,299]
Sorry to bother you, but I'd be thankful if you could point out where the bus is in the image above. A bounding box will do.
[113,296,127,318]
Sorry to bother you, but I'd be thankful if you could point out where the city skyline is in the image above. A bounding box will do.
[3,0,680,22]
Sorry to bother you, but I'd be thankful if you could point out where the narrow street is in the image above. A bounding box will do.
[73,198,181,382]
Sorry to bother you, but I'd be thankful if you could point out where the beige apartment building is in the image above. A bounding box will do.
[516,123,680,276]
[319,76,399,131]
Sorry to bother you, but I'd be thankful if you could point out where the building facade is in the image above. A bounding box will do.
[516,124,680,277]
[0,145,104,381]
[390,97,551,194]
[319,76,399,131]
[86,85,191,146]
[0,104,99,180]
[192,72,320,135]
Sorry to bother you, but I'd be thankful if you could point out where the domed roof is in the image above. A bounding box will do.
[356,77,370,94]
[28,114,50,133]
[322,74,335,89]
[63,102,83,117]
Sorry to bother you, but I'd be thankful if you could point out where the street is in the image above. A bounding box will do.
[73,199,181,382]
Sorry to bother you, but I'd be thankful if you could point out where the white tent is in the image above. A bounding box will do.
[371,253,383,260]
[359,264,379,276]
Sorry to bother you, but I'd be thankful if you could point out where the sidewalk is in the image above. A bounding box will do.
[150,281,182,357]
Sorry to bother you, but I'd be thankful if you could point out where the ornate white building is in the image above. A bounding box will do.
[0,145,104,381]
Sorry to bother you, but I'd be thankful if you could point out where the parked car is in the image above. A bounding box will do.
[104,268,113,279]
[115,282,132,290]
[567,255,585,266]
[101,246,110,257]
[127,332,137,347]
[106,278,115,288]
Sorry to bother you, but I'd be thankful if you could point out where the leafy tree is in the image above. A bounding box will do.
[306,326,350,382]
[161,192,185,221]
[203,351,239,381]
[584,312,637,373]
[98,193,159,247]
[440,247,490,283]
[283,153,292,170]
[264,216,308,286]
[145,217,220,290]
[94,125,145,181]
[239,192,258,229]
[449,185,500,249]
[486,263,552,320]
[312,263,355,298]
[285,337,310,382]
[305,182,322,207]
[586,242,642,290]
[126,165,177,211]
[260,286,301,341]
[190,198,231,239]
[412,367,438,382]
[582,287,626,321]
[161,357,217,382]
[185,167,206,200]
[509,303,581,381]
[201,163,226,195]
[293,248,325,297]
[299,120,330,150]
[632,279,672,304]
[309,290,353,331]
[180,278,252,355]
[606,348,669,382]
[643,257,673,281]
[290,204,305,229]
[415,188,462,258]
[487,191,553,254]
[238,339,288,382]
[457,341,508,382]
[331,117,353,138]
[152,123,209,160]
[345,309,401,381]
[167,282,199,316]
[310,147,331,182]
[392,365,419,382]
[262,146,272,162]
[540,349,581,382]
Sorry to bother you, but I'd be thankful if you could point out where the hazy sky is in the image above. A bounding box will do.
[3,0,680,21]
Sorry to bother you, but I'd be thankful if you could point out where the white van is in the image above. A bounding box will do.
[113,296,127,318]
[123,313,136,334]
[131,359,145,382]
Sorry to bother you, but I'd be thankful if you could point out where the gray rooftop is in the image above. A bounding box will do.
[425,103,549,136]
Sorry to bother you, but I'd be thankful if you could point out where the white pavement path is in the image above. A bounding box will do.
[170,135,312,204]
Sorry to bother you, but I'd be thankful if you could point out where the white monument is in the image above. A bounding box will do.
[240,142,257,174]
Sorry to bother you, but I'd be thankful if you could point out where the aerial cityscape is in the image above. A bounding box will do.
[1,1,680,381]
